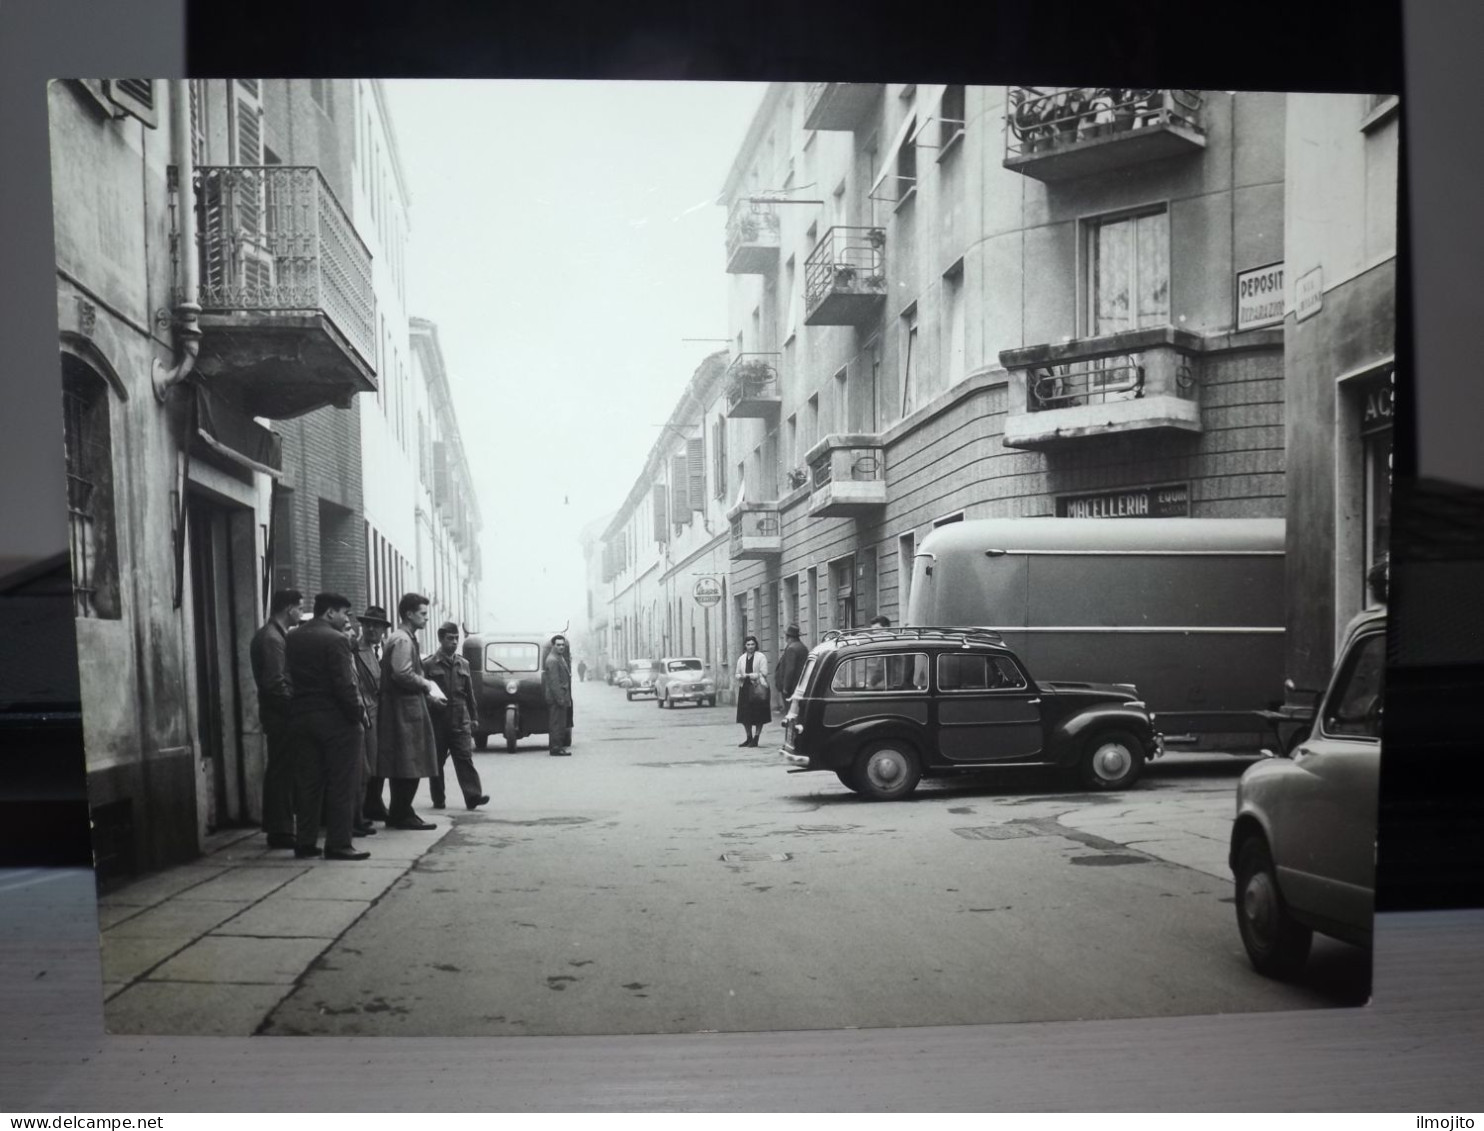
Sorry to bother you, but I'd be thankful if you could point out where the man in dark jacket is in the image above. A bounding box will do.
[286,592,370,861]
[425,621,489,810]
[250,588,301,849]
[777,623,810,710]
[543,634,573,756]
[353,605,391,829]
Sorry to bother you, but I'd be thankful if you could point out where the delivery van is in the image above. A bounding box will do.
[905,517,1285,752]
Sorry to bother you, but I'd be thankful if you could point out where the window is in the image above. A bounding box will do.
[310,79,333,116]
[61,356,120,619]
[833,367,848,433]
[1364,427,1392,604]
[943,260,966,388]
[938,653,1028,692]
[832,653,929,693]
[895,117,918,203]
[485,642,542,673]
[900,304,920,418]
[786,415,799,477]
[1321,632,1386,740]
[939,84,966,152]
[806,393,820,449]
[1088,208,1169,336]
[784,255,798,339]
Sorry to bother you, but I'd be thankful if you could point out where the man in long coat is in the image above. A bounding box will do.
[376,592,446,829]
[777,622,810,712]
[354,604,391,827]
[250,588,301,848]
[543,633,574,756]
[425,621,489,810]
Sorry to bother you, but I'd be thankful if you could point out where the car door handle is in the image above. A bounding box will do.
[1026,698,1040,704]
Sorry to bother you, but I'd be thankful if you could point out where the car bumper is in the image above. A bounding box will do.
[668,690,712,701]
[781,750,810,767]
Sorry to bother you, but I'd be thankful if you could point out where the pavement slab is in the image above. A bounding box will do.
[214,897,373,939]
[274,863,410,901]
[171,865,309,903]
[99,933,188,984]
[104,980,295,1036]
[147,934,329,984]
[96,864,228,908]
[103,898,252,939]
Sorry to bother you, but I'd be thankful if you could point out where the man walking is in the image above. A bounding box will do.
[777,622,810,712]
[544,633,574,756]
[250,588,301,849]
[353,605,391,829]
[286,592,369,861]
[425,621,489,811]
[377,592,446,828]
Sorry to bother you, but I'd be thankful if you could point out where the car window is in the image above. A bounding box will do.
[1322,631,1386,740]
[938,653,1028,691]
[831,653,929,693]
[485,642,541,672]
[667,660,703,672]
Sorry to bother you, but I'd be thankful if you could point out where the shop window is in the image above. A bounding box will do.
[61,355,121,619]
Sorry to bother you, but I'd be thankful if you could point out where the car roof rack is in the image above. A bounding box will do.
[820,626,1005,648]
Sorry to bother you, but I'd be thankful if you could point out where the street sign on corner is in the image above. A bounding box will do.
[692,576,723,607]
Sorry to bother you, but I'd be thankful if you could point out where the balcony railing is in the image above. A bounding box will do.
[804,226,887,327]
[727,503,782,560]
[803,82,884,132]
[725,199,781,274]
[1027,352,1195,411]
[806,436,887,517]
[1003,88,1206,181]
[723,353,782,420]
[195,165,376,370]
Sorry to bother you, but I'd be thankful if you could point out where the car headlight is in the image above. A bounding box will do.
[505,680,519,694]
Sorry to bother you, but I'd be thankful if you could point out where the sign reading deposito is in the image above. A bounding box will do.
[1236,262,1284,331]
[692,576,723,607]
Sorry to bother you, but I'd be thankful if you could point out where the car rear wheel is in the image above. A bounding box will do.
[1078,729,1146,790]
[626,691,634,701]
[1234,833,1313,979]
[851,740,921,801]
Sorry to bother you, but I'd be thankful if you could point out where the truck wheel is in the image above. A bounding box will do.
[1079,729,1146,790]
[626,691,634,701]
[851,740,921,801]
[1234,834,1312,979]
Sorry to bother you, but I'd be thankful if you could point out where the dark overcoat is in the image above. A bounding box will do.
[376,627,438,778]
[353,643,382,775]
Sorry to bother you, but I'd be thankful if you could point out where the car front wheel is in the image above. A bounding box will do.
[1234,833,1313,979]
[1079,729,1146,790]
[852,740,921,801]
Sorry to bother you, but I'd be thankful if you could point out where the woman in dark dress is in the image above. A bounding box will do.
[733,634,771,747]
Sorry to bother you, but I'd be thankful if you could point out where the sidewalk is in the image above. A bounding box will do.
[96,819,454,1035]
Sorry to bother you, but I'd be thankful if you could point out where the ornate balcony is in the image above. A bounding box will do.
[727,501,782,560]
[723,353,782,420]
[806,435,887,518]
[803,82,884,132]
[998,327,1204,449]
[804,226,886,327]
[1003,88,1206,182]
[725,199,781,274]
[189,165,376,419]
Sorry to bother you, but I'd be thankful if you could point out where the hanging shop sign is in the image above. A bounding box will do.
[692,576,724,607]
[1236,262,1284,331]
[1057,483,1190,519]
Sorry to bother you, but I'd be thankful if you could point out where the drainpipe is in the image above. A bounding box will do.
[153,79,202,403]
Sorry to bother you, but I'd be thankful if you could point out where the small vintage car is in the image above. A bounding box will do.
[622,658,657,701]
[779,626,1162,801]
[463,631,567,753]
[652,657,717,708]
[1230,607,1386,979]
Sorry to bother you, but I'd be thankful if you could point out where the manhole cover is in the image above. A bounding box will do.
[1069,854,1147,866]
[719,852,793,863]
[952,825,1041,841]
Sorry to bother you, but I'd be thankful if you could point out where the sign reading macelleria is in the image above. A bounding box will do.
[1057,484,1191,519]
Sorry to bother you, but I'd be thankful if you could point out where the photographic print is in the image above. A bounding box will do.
[46,77,1398,1036]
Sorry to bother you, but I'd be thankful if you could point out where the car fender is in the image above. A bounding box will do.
[823,716,927,769]
[1047,705,1156,767]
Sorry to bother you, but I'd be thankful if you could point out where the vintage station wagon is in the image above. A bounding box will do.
[779,627,1163,800]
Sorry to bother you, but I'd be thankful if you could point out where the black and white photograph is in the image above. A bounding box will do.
[42,76,1399,1040]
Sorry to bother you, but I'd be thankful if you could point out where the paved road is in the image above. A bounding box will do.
[257,680,1369,1037]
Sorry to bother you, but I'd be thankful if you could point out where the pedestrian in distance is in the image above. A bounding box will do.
[544,634,574,756]
[377,592,447,829]
[425,621,490,809]
[286,592,370,861]
[734,634,770,747]
[776,623,810,712]
[577,659,588,683]
[250,588,302,850]
[354,605,391,829]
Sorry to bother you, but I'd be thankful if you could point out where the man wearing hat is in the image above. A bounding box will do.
[777,623,810,712]
[424,621,489,810]
[354,605,391,828]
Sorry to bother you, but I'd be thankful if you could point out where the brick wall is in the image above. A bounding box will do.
[273,403,367,605]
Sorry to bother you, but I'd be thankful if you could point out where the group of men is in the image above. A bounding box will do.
[249,588,491,862]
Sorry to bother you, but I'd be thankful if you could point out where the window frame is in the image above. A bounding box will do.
[935,652,1030,694]
[1082,203,1172,339]
[830,651,931,696]
[1317,629,1386,743]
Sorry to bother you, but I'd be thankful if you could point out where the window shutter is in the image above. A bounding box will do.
[714,420,728,500]
[687,437,705,511]
[671,454,689,523]
[652,484,669,542]
[104,79,158,128]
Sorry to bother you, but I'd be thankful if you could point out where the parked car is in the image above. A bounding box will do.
[622,658,656,700]
[463,631,564,753]
[653,657,717,708]
[779,626,1162,800]
[1229,607,1386,978]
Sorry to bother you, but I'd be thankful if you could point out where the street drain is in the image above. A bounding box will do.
[952,825,1042,841]
[720,851,792,863]
[1069,854,1147,866]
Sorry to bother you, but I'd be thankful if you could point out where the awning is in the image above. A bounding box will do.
[911,84,950,145]
[870,107,920,200]
[193,381,283,479]
[869,85,948,199]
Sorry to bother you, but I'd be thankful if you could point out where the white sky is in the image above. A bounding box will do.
[384,80,764,633]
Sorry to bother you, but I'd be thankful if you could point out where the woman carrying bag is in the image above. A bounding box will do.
[733,634,771,747]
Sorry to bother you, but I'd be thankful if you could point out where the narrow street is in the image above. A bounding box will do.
[93,679,1368,1038]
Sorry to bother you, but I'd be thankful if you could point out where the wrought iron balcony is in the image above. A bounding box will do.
[804,226,887,327]
[1003,88,1206,182]
[726,501,782,560]
[998,327,1203,449]
[723,353,782,420]
[725,199,781,274]
[806,435,887,518]
[189,165,376,419]
[803,82,885,132]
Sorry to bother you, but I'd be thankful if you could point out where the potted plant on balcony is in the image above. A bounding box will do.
[731,358,775,397]
[833,265,858,290]
[867,228,886,248]
[787,466,809,490]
